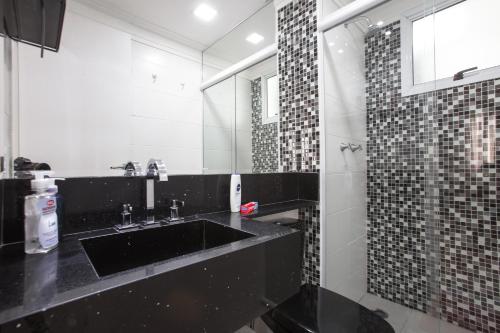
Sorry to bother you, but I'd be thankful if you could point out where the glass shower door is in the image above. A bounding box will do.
[321,0,443,332]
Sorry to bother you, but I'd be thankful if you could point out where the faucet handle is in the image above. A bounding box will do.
[122,204,132,214]
[111,161,143,177]
[115,203,138,231]
[171,199,184,208]
[349,143,363,152]
[168,200,184,223]
[340,143,350,152]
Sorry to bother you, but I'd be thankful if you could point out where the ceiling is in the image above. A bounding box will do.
[74,0,272,50]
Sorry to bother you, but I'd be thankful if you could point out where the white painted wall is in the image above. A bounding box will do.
[16,2,203,177]
[322,7,368,302]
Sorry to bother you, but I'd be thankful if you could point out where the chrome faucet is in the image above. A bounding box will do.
[146,159,168,181]
[340,143,350,152]
[143,159,168,225]
[168,200,184,222]
[110,161,143,177]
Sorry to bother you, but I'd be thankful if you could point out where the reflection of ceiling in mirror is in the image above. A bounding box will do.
[74,0,270,50]
[203,3,276,67]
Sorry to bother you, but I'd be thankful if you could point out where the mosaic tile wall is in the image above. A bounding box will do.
[277,0,320,286]
[299,205,321,285]
[366,21,500,332]
[277,0,320,173]
[436,80,500,333]
[251,78,279,173]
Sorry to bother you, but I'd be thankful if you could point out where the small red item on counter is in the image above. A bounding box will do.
[240,202,258,215]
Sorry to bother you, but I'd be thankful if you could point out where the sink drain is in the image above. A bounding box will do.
[373,309,389,319]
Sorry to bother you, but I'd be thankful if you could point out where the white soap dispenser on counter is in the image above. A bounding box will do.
[24,172,62,254]
[230,174,241,213]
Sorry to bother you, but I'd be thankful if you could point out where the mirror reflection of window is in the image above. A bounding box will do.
[266,75,278,118]
[262,74,278,124]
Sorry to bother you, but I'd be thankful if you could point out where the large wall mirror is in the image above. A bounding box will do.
[0,0,277,179]
[202,2,278,174]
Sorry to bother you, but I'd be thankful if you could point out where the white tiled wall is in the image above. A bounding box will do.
[202,67,262,175]
[16,5,203,177]
[131,41,202,175]
[235,75,253,174]
[323,20,368,302]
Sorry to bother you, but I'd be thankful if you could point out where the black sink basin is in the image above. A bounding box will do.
[81,220,255,277]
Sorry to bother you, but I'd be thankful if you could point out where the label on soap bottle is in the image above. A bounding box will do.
[37,197,59,249]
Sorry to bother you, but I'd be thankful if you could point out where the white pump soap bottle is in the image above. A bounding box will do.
[24,172,60,254]
[230,174,241,213]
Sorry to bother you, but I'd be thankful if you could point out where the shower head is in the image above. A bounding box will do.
[344,16,384,34]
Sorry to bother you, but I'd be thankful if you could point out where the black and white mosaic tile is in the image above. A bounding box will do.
[365,21,500,333]
[435,80,500,333]
[366,21,430,312]
[277,0,320,173]
[251,78,279,173]
[299,205,321,285]
[277,0,320,286]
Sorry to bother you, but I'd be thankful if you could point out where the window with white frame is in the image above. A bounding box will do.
[401,0,500,96]
[262,73,278,124]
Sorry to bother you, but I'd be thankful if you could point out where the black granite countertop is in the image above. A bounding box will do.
[0,208,303,326]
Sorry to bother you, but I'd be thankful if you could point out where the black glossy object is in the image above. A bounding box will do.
[3,0,66,54]
[82,220,254,277]
[262,285,395,333]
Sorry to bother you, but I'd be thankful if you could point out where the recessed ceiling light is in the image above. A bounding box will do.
[246,33,264,44]
[385,30,392,36]
[194,4,217,22]
[376,20,384,26]
[337,49,344,54]
[328,42,335,47]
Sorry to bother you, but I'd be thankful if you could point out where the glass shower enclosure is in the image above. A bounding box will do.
[320,0,499,332]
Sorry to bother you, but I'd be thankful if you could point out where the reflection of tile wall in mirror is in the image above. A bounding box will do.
[237,56,279,174]
[251,77,279,173]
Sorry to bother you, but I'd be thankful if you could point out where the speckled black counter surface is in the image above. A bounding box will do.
[0,211,303,332]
